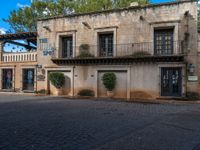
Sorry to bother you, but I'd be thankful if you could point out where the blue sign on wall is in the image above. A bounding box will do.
[43,49,54,56]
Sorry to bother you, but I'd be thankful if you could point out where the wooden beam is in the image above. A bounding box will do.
[5,40,36,49]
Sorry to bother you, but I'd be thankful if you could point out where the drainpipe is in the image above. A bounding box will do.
[185,63,187,97]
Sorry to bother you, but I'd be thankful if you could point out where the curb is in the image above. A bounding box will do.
[0,93,200,105]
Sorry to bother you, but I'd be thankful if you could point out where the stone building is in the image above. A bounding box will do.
[0,32,37,92]
[0,0,199,100]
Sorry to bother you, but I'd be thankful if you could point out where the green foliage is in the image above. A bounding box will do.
[78,89,94,96]
[4,0,149,33]
[131,51,151,57]
[102,73,116,91]
[186,92,200,100]
[113,0,148,8]
[48,72,65,89]
[35,89,47,94]
[73,0,113,13]
[77,51,94,58]
[4,0,74,32]
[77,44,94,58]
[79,44,90,51]
[3,8,35,32]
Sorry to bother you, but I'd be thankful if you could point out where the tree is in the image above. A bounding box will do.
[4,0,149,33]
[114,0,148,8]
[72,0,113,13]
[3,0,55,32]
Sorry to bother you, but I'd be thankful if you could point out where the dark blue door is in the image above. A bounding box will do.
[161,68,182,97]
[23,69,34,91]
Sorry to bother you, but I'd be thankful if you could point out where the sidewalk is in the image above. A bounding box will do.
[131,98,200,105]
[0,92,200,105]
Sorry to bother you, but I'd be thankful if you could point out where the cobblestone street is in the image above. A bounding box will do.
[0,95,200,150]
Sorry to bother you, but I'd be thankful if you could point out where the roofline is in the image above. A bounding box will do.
[0,32,37,41]
[0,32,37,36]
[38,0,197,21]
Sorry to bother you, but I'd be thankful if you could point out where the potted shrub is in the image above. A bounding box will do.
[131,51,151,57]
[102,73,116,98]
[34,89,47,96]
[48,72,65,96]
[79,44,90,51]
[77,44,94,58]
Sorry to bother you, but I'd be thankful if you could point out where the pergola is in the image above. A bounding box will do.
[0,32,37,50]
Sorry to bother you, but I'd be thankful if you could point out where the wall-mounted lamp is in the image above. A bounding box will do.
[184,11,189,17]
[82,22,91,29]
[139,16,144,21]
[43,25,51,32]
[36,64,43,69]
[188,63,195,74]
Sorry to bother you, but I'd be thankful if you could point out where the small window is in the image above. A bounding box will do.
[154,28,174,55]
[99,33,113,57]
[61,36,73,58]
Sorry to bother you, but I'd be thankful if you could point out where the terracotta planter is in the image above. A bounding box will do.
[107,91,114,98]
[54,88,63,96]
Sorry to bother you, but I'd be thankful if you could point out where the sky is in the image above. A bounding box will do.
[0,0,30,33]
[0,0,177,34]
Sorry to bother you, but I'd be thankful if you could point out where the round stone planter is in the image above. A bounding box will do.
[107,91,114,98]
[54,88,63,96]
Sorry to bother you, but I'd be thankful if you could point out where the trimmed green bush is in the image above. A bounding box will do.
[78,89,94,97]
[131,51,151,57]
[102,73,116,91]
[186,92,200,100]
[35,89,47,94]
[77,44,94,58]
[48,72,65,89]
[79,44,90,51]
[77,51,94,58]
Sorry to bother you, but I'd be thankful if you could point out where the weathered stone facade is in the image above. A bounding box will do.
[34,0,198,99]
[0,0,199,100]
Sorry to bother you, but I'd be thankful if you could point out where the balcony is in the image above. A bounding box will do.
[51,41,185,65]
[2,51,37,63]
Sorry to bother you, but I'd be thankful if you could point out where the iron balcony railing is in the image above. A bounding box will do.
[50,41,184,59]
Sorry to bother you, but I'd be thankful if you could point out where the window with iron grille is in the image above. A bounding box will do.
[2,69,13,90]
[62,36,73,58]
[99,33,113,57]
[154,29,174,55]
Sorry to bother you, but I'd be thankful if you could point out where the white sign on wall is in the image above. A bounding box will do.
[188,76,198,81]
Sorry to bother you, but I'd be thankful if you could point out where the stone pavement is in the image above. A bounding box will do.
[0,95,200,150]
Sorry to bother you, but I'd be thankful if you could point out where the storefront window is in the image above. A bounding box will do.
[23,69,34,91]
